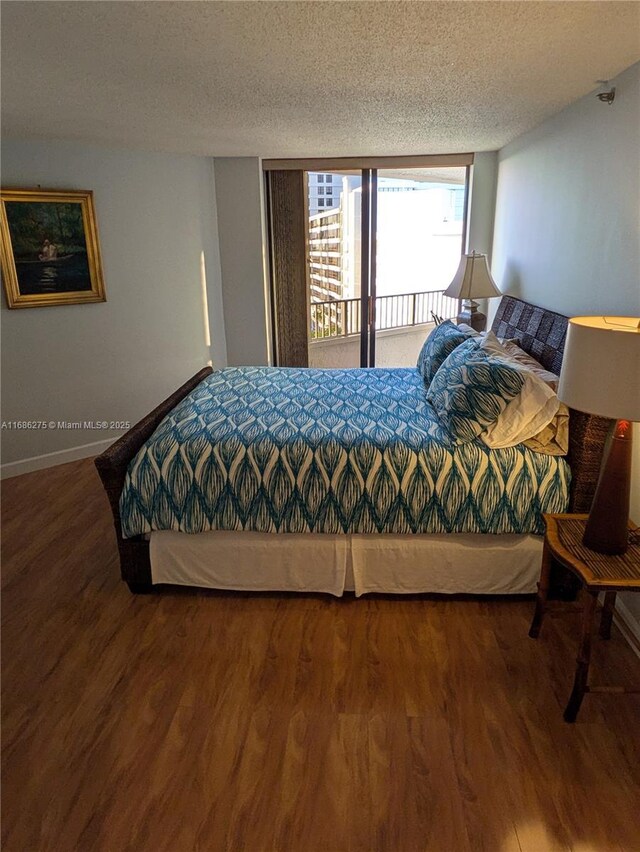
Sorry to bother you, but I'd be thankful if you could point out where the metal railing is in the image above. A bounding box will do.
[310,289,458,340]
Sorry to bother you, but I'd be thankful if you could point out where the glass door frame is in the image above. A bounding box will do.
[362,165,469,368]
[264,154,474,369]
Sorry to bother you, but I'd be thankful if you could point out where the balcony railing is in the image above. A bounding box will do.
[310,289,458,340]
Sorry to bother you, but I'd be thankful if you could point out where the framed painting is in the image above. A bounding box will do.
[0,188,106,309]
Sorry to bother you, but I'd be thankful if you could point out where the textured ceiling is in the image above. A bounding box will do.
[1,1,639,158]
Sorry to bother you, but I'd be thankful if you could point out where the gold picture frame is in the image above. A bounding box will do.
[0,188,106,309]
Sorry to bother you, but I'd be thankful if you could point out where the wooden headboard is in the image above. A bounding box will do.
[491,295,610,513]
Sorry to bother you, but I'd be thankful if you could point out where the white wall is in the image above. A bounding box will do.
[213,157,270,366]
[212,156,498,366]
[467,151,499,320]
[492,61,640,632]
[492,63,640,317]
[1,139,226,468]
[467,151,498,258]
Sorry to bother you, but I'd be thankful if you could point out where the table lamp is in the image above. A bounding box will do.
[558,316,640,555]
[442,251,501,332]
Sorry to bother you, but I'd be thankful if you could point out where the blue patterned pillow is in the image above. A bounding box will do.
[427,338,526,444]
[416,321,477,386]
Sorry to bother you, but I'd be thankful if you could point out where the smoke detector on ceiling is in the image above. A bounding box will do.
[596,80,616,105]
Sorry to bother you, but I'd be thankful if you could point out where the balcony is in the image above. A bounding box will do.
[309,289,458,368]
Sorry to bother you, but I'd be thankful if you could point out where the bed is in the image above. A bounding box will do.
[95,296,610,595]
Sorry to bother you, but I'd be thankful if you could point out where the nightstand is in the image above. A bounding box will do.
[529,513,640,722]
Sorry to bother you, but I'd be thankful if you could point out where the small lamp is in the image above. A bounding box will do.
[558,316,640,555]
[443,251,501,332]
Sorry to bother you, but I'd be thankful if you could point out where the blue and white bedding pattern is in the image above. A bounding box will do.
[120,367,570,538]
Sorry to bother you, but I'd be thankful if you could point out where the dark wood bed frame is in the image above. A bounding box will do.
[95,296,611,595]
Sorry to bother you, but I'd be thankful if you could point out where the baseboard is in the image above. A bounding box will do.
[1,437,121,480]
[614,598,640,660]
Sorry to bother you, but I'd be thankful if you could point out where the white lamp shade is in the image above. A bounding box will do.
[558,316,640,422]
[443,252,501,300]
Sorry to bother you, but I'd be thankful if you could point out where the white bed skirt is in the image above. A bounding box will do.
[149,531,543,596]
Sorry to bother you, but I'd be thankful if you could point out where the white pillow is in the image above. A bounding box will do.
[479,333,560,449]
[499,339,560,390]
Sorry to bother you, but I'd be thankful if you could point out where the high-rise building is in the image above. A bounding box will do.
[307,209,343,304]
[307,172,344,216]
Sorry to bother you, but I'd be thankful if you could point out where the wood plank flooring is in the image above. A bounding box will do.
[2,458,640,852]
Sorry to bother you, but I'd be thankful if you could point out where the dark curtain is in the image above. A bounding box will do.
[266,170,309,367]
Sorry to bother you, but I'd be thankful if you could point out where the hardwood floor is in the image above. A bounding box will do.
[2,458,640,852]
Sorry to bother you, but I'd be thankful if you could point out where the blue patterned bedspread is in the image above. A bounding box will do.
[120,367,570,538]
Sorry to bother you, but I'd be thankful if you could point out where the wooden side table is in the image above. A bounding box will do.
[529,513,640,722]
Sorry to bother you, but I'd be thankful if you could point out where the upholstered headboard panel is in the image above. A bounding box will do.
[492,296,568,374]
[491,295,610,513]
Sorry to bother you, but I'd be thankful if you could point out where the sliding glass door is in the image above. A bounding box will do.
[305,165,467,369]
[373,166,467,367]
[306,170,362,367]
[265,156,471,369]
